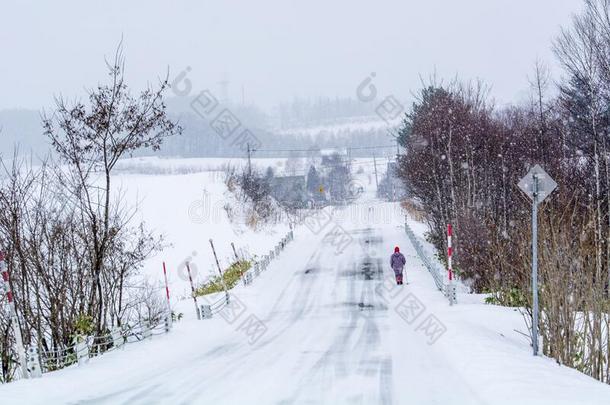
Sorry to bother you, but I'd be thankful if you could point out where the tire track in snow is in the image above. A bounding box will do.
[285,228,393,404]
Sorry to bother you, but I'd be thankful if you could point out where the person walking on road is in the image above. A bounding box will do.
[390,246,406,285]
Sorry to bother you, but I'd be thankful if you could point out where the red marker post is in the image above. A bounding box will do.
[162,262,172,329]
[0,252,29,378]
[186,262,201,320]
[447,224,456,305]
[447,224,453,282]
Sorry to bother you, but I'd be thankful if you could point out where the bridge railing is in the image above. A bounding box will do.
[404,217,457,305]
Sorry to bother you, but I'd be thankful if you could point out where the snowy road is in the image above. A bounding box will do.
[87,225,436,404]
[2,204,610,404]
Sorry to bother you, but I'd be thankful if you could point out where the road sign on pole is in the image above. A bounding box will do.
[518,165,557,204]
[518,164,557,356]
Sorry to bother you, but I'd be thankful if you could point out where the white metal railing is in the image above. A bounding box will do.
[199,230,295,319]
[242,230,294,287]
[31,314,172,378]
[404,218,457,305]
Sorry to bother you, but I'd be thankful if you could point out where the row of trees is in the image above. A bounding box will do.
[0,47,180,382]
[398,0,610,384]
[276,96,377,129]
[155,116,393,158]
[0,100,394,159]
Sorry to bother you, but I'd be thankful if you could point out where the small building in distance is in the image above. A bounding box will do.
[269,175,308,209]
[320,147,348,167]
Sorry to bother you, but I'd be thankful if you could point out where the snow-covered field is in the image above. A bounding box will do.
[1,157,609,404]
[114,157,296,298]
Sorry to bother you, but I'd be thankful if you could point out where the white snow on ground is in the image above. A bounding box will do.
[113,157,295,299]
[1,158,609,404]
[112,156,388,298]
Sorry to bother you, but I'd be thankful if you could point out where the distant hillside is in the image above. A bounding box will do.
[0,109,52,158]
[0,100,399,160]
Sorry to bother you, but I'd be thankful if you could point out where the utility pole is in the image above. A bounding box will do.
[373,153,379,192]
[247,143,252,176]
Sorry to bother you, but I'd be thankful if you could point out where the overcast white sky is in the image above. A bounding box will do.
[0,0,581,111]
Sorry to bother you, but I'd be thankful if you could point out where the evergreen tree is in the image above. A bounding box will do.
[306,165,320,194]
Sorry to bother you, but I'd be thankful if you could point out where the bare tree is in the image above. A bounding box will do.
[41,43,181,334]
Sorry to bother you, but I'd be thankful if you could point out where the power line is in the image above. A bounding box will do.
[265,160,396,176]
[254,144,396,153]
[348,144,397,151]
